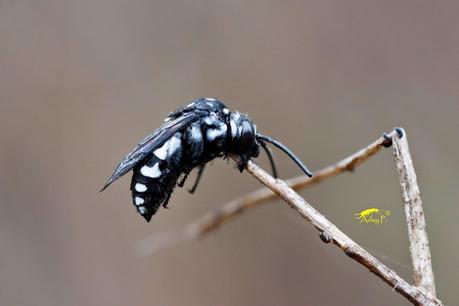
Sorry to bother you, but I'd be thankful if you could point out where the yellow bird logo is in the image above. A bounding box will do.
[355,208,391,225]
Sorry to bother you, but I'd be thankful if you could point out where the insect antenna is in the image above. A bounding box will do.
[256,134,313,177]
[259,140,278,178]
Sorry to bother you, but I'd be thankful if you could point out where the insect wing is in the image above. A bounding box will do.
[100,112,199,191]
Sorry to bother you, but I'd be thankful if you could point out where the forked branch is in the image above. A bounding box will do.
[136,128,440,305]
[243,158,440,305]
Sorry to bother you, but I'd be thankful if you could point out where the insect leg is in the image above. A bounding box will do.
[259,140,278,178]
[177,171,190,188]
[188,164,206,194]
[256,134,313,177]
[162,191,173,209]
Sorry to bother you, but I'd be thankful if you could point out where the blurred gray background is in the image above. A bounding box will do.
[1,1,458,305]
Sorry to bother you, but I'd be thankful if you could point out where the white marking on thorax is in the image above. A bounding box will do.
[141,163,161,178]
[230,112,240,137]
[190,124,202,141]
[206,123,227,141]
[135,183,147,192]
[204,113,219,126]
[164,117,172,122]
[230,119,237,137]
[204,117,214,125]
[205,97,216,101]
[153,134,182,160]
[223,108,230,115]
[135,197,145,205]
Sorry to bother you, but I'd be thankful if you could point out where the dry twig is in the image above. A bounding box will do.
[243,159,440,306]
[136,128,440,305]
[391,128,436,295]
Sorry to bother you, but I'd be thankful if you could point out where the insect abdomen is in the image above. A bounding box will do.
[130,132,183,221]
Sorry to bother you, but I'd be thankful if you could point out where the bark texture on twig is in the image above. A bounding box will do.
[244,160,441,306]
[391,128,436,295]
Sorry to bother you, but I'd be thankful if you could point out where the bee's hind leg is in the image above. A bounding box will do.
[177,169,192,188]
[188,164,206,194]
[177,171,190,188]
[162,192,173,209]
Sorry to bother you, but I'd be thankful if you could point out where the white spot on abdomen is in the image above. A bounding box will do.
[135,197,145,205]
[135,183,147,192]
[141,163,161,178]
[154,141,169,160]
[153,134,182,160]
[138,206,146,214]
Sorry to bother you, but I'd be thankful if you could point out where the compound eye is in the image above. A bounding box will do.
[239,121,255,148]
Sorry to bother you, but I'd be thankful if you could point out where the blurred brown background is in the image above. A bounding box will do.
[1,1,458,305]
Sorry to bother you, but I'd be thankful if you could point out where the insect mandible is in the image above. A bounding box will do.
[100,98,313,222]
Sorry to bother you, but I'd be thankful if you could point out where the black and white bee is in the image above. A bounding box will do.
[101,98,313,222]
